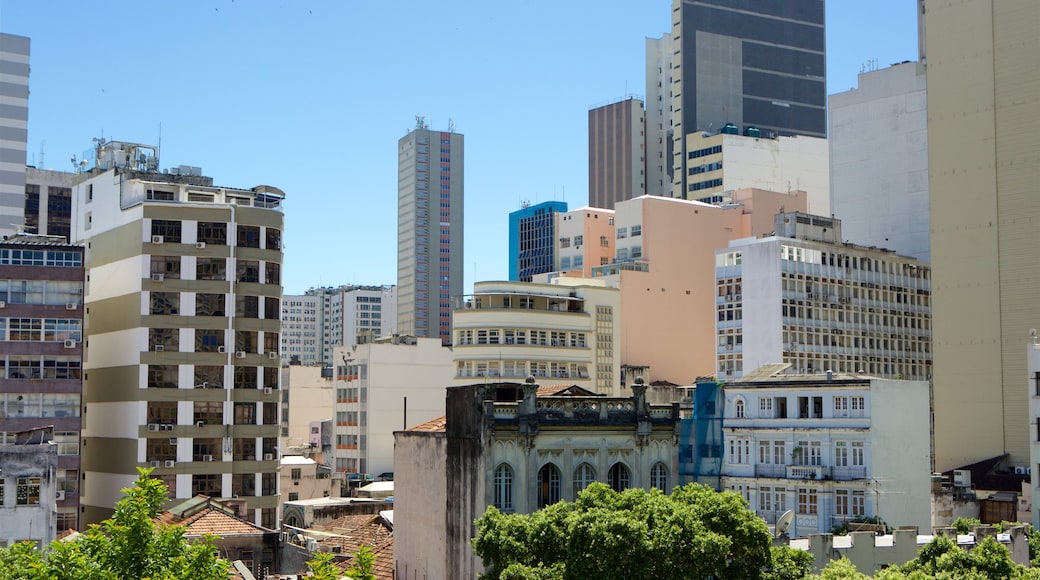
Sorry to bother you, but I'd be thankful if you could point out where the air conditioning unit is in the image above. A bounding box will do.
[263,387,273,395]
[164,460,176,468]
[66,302,78,310]
[203,455,214,462]
[725,344,733,351]
[217,346,227,353]
[734,294,742,300]
[1015,466,1028,475]
[196,421,205,428]
[63,339,76,348]
[147,424,160,432]
[953,469,972,487]
[0,300,5,308]
[160,424,174,431]
[168,438,177,445]
[195,241,206,249]
[151,235,164,244]
[235,351,247,359]
[263,453,274,461]
[56,490,66,501]
[149,461,161,468]
[153,344,164,352]
[268,352,278,359]
[151,273,164,282]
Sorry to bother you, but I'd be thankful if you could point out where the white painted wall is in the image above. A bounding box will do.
[393,431,448,580]
[869,378,932,531]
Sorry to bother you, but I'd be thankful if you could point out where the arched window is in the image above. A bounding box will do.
[650,462,668,492]
[573,463,596,497]
[734,398,745,418]
[537,463,561,508]
[493,464,513,512]
[608,463,630,492]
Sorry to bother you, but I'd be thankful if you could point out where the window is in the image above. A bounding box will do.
[760,397,773,417]
[574,235,583,246]
[574,463,596,496]
[616,226,628,239]
[196,294,226,316]
[147,365,178,388]
[265,263,281,285]
[264,297,280,320]
[835,441,848,467]
[150,292,179,315]
[195,329,224,352]
[851,442,864,466]
[758,441,770,464]
[192,474,222,497]
[195,366,223,388]
[650,463,668,492]
[196,258,226,280]
[630,225,641,237]
[150,256,181,279]
[734,398,745,418]
[197,222,227,245]
[834,396,849,417]
[729,438,750,464]
[235,331,258,353]
[537,463,561,508]
[234,402,257,425]
[236,296,259,318]
[287,492,298,502]
[16,477,41,505]
[836,489,849,516]
[237,260,260,283]
[234,366,258,389]
[852,490,865,516]
[600,235,609,247]
[149,328,179,351]
[608,463,630,492]
[773,441,786,466]
[494,464,514,512]
[851,396,865,417]
[237,225,260,248]
[266,228,282,250]
[797,488,817,515]
[151,220,182,243]
[290,468,302,481]
[193,401,222,425]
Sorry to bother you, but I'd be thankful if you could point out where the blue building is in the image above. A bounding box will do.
[508,201,567,282]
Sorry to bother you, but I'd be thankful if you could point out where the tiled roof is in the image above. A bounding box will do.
[157,503,270,537]
[407,415,446,432]
[332,536,395,580]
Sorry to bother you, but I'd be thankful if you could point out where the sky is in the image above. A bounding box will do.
[0,1,919,295]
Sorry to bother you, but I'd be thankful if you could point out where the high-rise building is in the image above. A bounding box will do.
[830,61,930,262]
[588,97,645,209]
[0,33,29,237]
[23,169,75,241]
[680,130,829,214]
[397,122,463,345]
[0,235,84,532]
[72,140,284,528]
[714,212,932,381]
[280,285,397,367]
[669,0,826,198]
[645,34,674,197]
[508,201,567,282]
[927,0,1040,471]
[555,206,615,278]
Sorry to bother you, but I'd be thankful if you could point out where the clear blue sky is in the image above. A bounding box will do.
[0,1,918,295]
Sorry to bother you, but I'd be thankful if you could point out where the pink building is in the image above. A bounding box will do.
[593,189,806,385]
[554,207,615,278]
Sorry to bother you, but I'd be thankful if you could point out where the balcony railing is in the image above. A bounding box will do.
[754,464,787,478]
[787,465,830,480]
[832,466,867,481]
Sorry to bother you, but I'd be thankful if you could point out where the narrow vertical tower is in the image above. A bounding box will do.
[397,119,464,345]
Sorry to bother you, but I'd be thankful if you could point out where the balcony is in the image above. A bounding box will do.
[754,464,787,478]
[832,466,867,481]
[787,465,830,480]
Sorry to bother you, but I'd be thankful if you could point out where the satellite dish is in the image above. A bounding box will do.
[775,510,795,538]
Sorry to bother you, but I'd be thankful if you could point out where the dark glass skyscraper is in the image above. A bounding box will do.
[670,0,825,197]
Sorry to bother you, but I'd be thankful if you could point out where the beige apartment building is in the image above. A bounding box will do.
[453,279,622,395]
[554,206,615,278]
[591,189,806,385]
[280,365,333,456]
[927,0,1040,471]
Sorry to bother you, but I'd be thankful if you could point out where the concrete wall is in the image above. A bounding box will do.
[870,379,932,531]
[0,442,56,547]
[393,430,448,580]
[830,62,929,262]
[280,366,333,453]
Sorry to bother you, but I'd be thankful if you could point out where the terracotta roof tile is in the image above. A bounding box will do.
[407,415,446,432]
[157,507,269,537]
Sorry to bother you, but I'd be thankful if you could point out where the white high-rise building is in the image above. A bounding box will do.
[72,140,284,529]
[281,285,397,367]
[0,33,29,237]
[830,61,930,262]
[645,33,674,197]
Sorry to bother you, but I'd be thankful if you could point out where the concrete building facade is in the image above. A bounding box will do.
[926,0,1040,471]
[23,168,76,241]
[645,33,674,197]
[394,381,681,578]
[332,336,452,479]
[281,285,397,367]
[0,33,29,238]
[715,213,932,381]
[554,206,615,278]
[397,123,463,345]
[453,279,622,395]
[591,189,806,385]
[508,201,567,282]
[669,0,826,197]
[72,140,283,528]
[279,455,334,503]
[720,370,932,538]
[681,131,829,215]
[588,97,645,209]
[280,365,333,455]
[829,61,929,262]
[0,427,57,547]
[0,236,84,532]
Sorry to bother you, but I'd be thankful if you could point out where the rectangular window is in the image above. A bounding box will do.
[195,329,224,352]
[797,488,817,515]
[196,294,226,317]
[236,296,259,318]
[237,260,260,283]
[196,258,226,280]
[149,328,179,351]
[266,228,282,250]
[834,396,849,417]
[265,263,281,285]
[16,477,41,505]
[150,292,180,315]
[194,366,223,389]
[852,442,864,466]
[197,222,227,245]
[851,396,865,417]
[147,365,178,388]
[151,220,182,243]
[150,256,181,279]
[237,225,260,248]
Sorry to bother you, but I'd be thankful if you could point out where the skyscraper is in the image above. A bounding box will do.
[397,121,463,345]
[0,33,29,237]
[72,140,284,528]
[927,0,1040,471]
[588,97,645,209]
[669,0,826,198]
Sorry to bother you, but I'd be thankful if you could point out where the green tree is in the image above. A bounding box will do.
[764,545,814,580]
[473,482,774,580]
[0,468,227,580]
[811,557,869,579]
[347,544,377,579]
[307,552,342,579]
[950,517,981,534]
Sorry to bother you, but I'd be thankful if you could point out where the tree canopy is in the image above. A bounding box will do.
[0,468,227,580]
[473,482,809,580]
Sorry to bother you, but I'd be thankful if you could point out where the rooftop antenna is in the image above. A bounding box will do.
[415,115,427,130]
[448,117,455,133]
[38,140,45,169]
